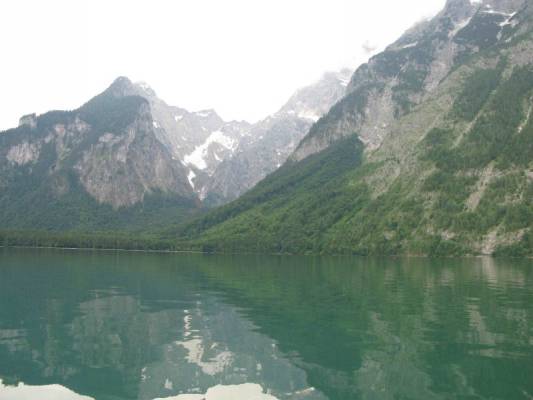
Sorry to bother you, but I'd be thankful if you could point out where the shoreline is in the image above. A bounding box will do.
[0,244,203,255]
[2,244,531,260]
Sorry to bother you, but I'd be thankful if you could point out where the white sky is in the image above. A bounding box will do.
[0,0,445,130]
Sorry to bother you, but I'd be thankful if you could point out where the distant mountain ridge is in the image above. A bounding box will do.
[0,70,349,230]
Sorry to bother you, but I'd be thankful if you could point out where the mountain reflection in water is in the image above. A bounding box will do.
[0,249,532,400]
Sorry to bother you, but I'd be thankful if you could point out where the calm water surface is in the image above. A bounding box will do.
[0,248,532,399]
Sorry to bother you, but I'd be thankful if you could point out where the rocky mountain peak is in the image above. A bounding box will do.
[441,0,479,20]
[292,0,533,162]
[103,77,161,101]
[201,68,353,205]
[445,0,526,14]
[134,81,158,98]
[192,109,223,123]
[18,113,37,129]
[106,76,136,97]
[279,69,352,122]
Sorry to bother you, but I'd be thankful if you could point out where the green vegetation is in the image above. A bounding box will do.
[176,63,533,257]
[452,66,503,121]
[176,136,470,256]
[2,10,532,258]
[494,230,533,257]
[178,136,369,254]
[412,67,533,253]
[0,230,182,252]
[303,83,378,144]
[455,67,533,169]
[0,167,197,232]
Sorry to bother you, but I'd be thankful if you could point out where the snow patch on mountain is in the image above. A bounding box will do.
[339,76,350,87]
[298,110,321,122]
[188,170,196,189]
[401,41,418,49]
[450,16,474,38]
[195,110,214,118]
[184,130,237,170]
[482,5,515,16]
[499,12,517,26]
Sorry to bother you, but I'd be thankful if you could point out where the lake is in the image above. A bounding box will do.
[0,248,532,399]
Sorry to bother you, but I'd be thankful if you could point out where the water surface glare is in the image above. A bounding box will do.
[0,248,532,399]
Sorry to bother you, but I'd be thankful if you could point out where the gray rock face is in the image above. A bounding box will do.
[202,117,312,204]
[6,141,40,166]
[74,102,192,208]
[18,114,37,129]
[291,0,528,161]
[0,79,195,212]
[115,70,351,205]
[119,81,251,164]
[201,69,352,205]
[113,79,252,197]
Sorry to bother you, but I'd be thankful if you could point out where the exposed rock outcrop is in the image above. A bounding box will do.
[291,0,529,161]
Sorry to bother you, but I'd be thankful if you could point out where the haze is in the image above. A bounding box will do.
[0,0,445,130]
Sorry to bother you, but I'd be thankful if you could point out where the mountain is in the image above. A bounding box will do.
[292,0,527,160]
[179,0,533,257]
[0,70,349,231]
[0,78,198,231]
[202,69,352,205]
[115,81,253,194]
[118,70,350,206]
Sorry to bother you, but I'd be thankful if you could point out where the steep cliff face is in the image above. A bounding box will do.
[122,70,351,206]
[0,79,198,230]
[115,79,252,184]
[181,0,533,256]
[201,69,352,205]
[291,0,529,161]
[75,79,194,207]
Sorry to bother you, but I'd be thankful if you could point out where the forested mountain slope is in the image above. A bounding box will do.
[179,0,533,256]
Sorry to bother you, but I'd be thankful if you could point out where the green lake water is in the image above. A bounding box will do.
[0,248,532,399]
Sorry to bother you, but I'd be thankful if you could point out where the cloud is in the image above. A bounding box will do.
[362,41,379,55]
[0,0,446,130]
